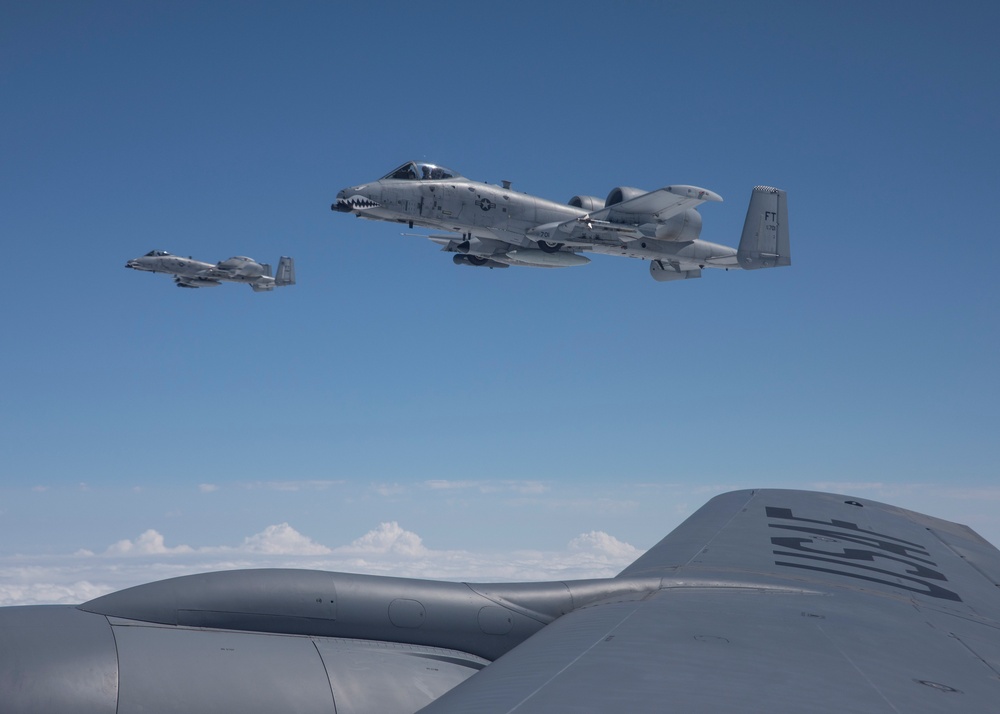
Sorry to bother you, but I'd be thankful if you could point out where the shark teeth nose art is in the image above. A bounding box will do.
[334,195,380,212]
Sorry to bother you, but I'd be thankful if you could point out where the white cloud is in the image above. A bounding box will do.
[0,520,645,606]
[5,483,999,610]
[424,479,476,490]
[0,580,109,607]
[240,523,331,555]
[509,481,549,495]
[339,522,427,557]
[569,531,640,560]
[198,483,219,493]
[105,529,194,556]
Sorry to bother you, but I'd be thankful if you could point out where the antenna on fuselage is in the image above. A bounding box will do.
[501,180,511,190]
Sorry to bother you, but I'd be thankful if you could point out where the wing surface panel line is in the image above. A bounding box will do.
[311,639,337,707]
[501,603,643,714]
[674,489,758,570]
[814,622,903,714]
[925,528,1000,588]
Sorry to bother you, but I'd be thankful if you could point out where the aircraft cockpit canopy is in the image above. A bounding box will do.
[381,162,460,181]
[144,250,172,257]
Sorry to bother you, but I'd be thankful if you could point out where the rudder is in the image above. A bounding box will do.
[275,257,296,286]
[737,186,790,270]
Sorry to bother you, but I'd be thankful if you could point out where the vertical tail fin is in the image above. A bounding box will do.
[275,256,295,286]
[737,186,790,269]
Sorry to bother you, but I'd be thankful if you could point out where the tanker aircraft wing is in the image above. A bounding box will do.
[3,490,999,713]
[420,489,1000,714]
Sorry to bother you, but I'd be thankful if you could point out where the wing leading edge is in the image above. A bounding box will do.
[419,489,1000,714]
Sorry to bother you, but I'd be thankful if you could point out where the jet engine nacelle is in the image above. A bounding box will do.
[604,186,646,206]
[568,195,605,211]
[651,208,703,242]
[1,605,485,714]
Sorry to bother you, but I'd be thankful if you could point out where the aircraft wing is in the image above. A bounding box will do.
[534,185,723,245]
[592,184,723,222]
[419,489,1000,714]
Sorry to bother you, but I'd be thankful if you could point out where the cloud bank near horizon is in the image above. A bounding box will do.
[0,521,642,607]
[5,480,999,609]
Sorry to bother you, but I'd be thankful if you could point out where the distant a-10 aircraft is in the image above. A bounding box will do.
[333,162,790,282]
[2,489,999,713]
[126,251,295,291]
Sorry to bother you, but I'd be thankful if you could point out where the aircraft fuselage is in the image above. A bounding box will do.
[333,162,743,271]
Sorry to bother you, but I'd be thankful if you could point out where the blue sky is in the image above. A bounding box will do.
[2,2,999,604]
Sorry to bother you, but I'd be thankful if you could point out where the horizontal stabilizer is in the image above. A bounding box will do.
[737,186,790,269]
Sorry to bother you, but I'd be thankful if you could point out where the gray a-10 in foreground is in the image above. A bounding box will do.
[333,162,790,281]
[126,250,295,291]
[3,488,1000,713]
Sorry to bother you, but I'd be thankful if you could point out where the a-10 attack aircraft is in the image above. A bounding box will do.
[126,250,295,291]
[3,489,1000,713]
[332,161,790,281]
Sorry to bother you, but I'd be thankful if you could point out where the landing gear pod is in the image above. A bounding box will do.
[650,260,701,282]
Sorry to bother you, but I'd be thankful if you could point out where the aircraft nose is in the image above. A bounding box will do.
[331,185,381,213]
[0,605,120,713]
[332,187,357,212]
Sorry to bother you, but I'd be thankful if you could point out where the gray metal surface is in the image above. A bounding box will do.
[0,606,118,714]
[737,186,791,269]
[420,489,1000,713]
[315,639,485,714]
[2,490,998,713]
[114,622,336,713]
[332,163,791,281]
[80,568,654,661]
